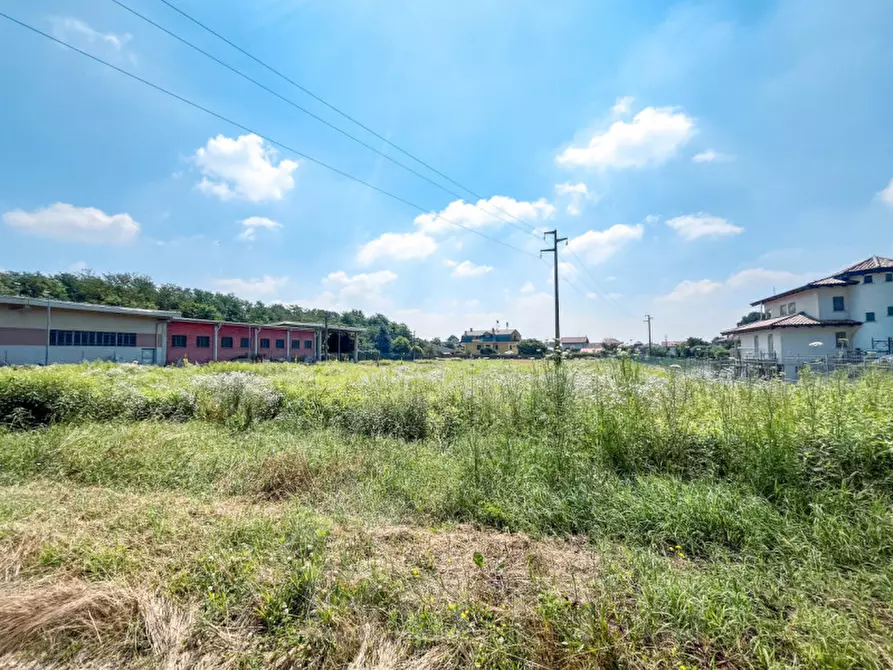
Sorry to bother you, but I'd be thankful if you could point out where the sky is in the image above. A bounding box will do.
[1,0,892,342]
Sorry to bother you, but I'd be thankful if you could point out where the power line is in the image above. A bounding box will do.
[151,0,542,237]
[565,247,636,318]
[110,0,540,241]
[0,10,540,261]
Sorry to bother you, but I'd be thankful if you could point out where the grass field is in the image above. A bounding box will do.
[1,359,892,668]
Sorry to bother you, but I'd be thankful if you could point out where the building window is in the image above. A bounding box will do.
[196,336,210,348]
[835,331,848,349]
[50,330,137,347]
[304,340,312,349]
[767,334,774,354]
[864,275,873,284]
[833,296,845,311]
[240,337,250,348]
[886,273,893,282]
[275,339,285,349]
[753,335,759,350]
[780,304,787,316]
[260,338,270,348]
[291,339,300,350]
[866,312,876,322]
[221,337,233,348]
[788,302,796,314]
[888,306,893,317]
[171,335,187,348]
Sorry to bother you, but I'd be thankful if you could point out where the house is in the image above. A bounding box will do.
[559,336,589,351]
[460,328,521,356]
[721,255,893,372]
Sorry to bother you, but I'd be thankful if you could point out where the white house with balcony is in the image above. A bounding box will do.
[722,256,893,372]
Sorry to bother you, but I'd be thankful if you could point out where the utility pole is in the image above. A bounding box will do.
[411,330,416,362]
[541,230,567,358]
[644,314,653,356]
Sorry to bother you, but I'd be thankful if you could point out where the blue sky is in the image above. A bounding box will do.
[2,0,892,341]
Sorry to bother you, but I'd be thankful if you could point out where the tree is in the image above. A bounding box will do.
[517,338,547,356]
[446,335,460,349]
[374,325,392,355]
[392,336,411,356]
[737,311,763,326]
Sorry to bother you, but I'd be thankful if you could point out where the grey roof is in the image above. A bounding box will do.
[463,328,519,336]
[751,255,893,305]
[0,295,179,319]
[722,312,861,335]
[268,321,366,333]
[560,336,589,344]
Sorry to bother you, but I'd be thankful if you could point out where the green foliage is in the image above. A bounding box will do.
[517,338,547,356]
[391,336,410,355]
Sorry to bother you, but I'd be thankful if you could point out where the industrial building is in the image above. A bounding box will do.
[0,295,364,366]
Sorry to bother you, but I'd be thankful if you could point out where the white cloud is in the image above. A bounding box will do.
[2,203,140,244]
[661,268,811,302]
[662,279,723,302]
[556,106,695,169]
[51,17,132,52]
[237,216,282,242]
[567,223,644,264]
[68,260,89,273]
[321,270,397,306]
[357,231,437,265]
[415,196,555,234]
[194,134,297,203]
[666,213,743,240]
[554,182,595,215]
[878,178,893,207]
[692,148,733,163]
[213,275,289,300]
[643,214,660,225]
[611,96,634,116]
[447,260,494,278]
[586,292,598,300]
[520,281,535,293]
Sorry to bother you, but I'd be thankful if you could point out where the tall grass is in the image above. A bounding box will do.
[2,359,893,667]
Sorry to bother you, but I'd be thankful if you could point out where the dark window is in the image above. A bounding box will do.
[304,340,312,349]
[260,338,270,348]
[866,312,876,322]
[171,335,187,348]
[196,336,211,348]
[51,330,137,347]
[291,339,300,350]
[221,337,233,348]
[240,337,250,348]
[275,339,285,349]
[864,275,873,284]
[835,331,848,348]
[886,273,893,282]
[888,306,893,317]
[832,296,845,311]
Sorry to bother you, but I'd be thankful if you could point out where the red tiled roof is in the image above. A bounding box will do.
[722,313,861,335]
[750,255,893,305]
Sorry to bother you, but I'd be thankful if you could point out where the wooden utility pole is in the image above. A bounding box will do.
[644,314,653,356]
[541,230,567,359]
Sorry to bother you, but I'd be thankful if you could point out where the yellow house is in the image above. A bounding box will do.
[460,328,522,355]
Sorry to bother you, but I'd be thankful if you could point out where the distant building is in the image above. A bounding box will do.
[0,295,364,366]
[460,328,521,356]
[559,336,589,351]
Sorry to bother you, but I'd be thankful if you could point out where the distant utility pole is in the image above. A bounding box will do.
[644,314,653,356]
[541,230,567,358]
[411,330,416,362]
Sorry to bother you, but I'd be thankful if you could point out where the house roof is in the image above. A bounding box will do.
[751,255,893,305]
[722,312,862,335]
[560,336,589,344]
[601,337,622,345]
[268,321,366,332]
[0,295,180,319]
[463,328,518,337]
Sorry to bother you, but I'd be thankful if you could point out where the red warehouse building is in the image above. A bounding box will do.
[166,319,317,364]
